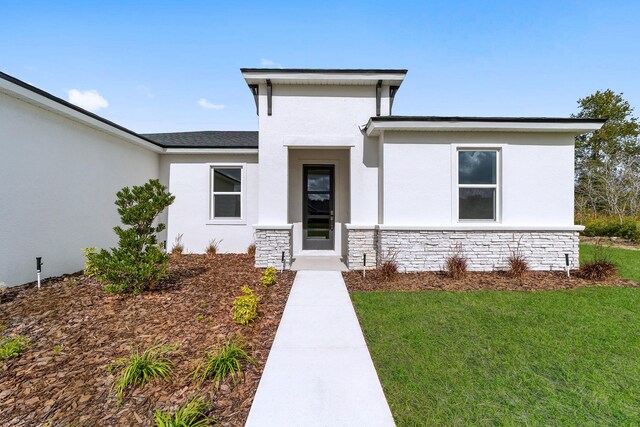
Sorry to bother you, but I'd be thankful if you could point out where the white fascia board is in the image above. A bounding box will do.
[377,225,585,231]
[366,120,604,137]
[283,135,355,148]
[242,72,405,86]
[162,148,259,155]
[253,224,293,230]
[0,78,163,153]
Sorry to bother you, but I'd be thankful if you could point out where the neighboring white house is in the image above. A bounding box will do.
[0,68,605,286]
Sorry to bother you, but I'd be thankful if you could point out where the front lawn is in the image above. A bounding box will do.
[580,242,640,282]
[353,288,640,425]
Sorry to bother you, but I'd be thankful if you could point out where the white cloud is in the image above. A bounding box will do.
[67,89,108,112]
[198,98,224,110]
[260,58,282,68]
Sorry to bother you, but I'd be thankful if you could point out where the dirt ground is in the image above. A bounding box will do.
[344,269,637,292]
[0,254,294,426]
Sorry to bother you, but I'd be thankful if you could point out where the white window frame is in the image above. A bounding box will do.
[455,147,501,223]
[208,164,246,225]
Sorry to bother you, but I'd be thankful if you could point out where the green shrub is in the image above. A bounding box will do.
[582,217,640,242]
[0,335,31,361]
[259,266,277,287]
[84,179,175,295]
[232,286,259,325]
[0,282,6,303]
[154,397,214,427]
[109,342,177,401]
[191,337,255,388]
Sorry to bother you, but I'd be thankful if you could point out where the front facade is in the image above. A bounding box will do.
[0,68,604,285]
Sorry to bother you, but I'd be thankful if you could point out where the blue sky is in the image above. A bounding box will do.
[1,1,639,133]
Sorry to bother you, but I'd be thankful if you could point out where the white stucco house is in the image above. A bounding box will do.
[0,68,605,286]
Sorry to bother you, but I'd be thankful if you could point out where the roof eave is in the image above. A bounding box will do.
[0,72,163,153]
[241,68,407,86]
[365,117,606,137]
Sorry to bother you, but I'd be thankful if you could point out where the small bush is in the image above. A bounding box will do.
[376,250,399,281]
[259,266,277,287]
[53,345,63,354]
[378,261,398,281]
[232,286,259,326]
[205,238,221,256]
[507,236,529,278]
[191,337,255,388]
[0,335,31,361]
[579,242,618,281]
[0,282,6,303]
[154,397,214,427]
[172,234,184,255]
[247,244,256,257]
[109,342,176,401]
[84,179,175,295]
[446,244,468,279]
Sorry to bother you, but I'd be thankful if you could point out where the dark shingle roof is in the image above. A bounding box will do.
[141,131,259,149]
[369,116,607,123]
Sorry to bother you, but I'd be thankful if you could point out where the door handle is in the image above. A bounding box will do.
[330,210,334,231]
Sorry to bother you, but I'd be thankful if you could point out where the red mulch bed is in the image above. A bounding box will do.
[0,254,294,426]
[344,269,638,292]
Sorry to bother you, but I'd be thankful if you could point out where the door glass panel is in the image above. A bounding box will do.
[307,218,330,239]
[307,193,330,215]
[307,171,331,191]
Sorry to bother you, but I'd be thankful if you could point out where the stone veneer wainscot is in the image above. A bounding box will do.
[254,226,293,269]
[347,225,580,272]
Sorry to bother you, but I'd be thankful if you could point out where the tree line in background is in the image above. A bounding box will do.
[573,89,640,241]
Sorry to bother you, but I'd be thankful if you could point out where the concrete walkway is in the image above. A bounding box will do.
[246,270,395,427]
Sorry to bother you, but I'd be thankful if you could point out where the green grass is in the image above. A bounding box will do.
[580,243,640,282]
[353,288,640,426]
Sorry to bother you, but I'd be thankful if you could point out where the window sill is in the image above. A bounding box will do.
[206,219,247,226]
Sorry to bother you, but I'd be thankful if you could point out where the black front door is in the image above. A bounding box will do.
[303,165,335,250]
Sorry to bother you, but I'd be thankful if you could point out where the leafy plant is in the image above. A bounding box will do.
[259,266,277,287]
[579,241,618,281]
[232,286,259,326]
[84,179,175,295]
[0,335,31,361]
[53,345,63,354]
[109,342,177,401]
[172,234,184,255]
[247,244,256,257]
[507,236,529,278]
[154,397,215,427]
[445,243,468,279]
[206,238,222,256]
[191,337,255,388]
[0,282,6,303]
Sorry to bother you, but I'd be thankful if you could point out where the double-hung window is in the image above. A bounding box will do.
[458,149,499,221]
[211,166,243,220]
